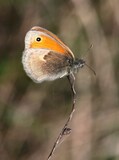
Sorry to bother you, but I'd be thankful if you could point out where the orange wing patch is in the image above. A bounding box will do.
[30,35,67,55]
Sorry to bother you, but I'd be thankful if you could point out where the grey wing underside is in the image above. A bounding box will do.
[38,51,73,82]
[23,49,73,83]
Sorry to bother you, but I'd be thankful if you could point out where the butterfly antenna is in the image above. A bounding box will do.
[83,44,93,59]
[85,63,96,75]
[80,44,96,75]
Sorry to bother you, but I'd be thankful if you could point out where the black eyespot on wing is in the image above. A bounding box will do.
[36,37,41,42]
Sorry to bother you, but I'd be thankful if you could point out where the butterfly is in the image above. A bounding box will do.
[22,26,86,84]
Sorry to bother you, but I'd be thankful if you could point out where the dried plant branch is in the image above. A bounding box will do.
[47,73,76,160]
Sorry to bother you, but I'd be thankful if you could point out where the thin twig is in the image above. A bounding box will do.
[47,73,76,160]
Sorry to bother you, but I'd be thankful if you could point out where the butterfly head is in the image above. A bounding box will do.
[73,58,85,70]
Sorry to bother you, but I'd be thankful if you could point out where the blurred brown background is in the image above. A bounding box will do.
[0,0,119,160]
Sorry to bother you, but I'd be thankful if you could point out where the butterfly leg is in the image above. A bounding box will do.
[67,72,76,97]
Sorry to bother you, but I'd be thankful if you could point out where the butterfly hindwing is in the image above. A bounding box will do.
[22,49,73,83]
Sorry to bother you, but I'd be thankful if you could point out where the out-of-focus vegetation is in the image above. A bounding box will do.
[0,0,119,160]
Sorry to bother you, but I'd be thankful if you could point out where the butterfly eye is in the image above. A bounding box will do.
[36,37,41,42]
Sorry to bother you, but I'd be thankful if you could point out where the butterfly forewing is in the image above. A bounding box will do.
[31,26,74,59]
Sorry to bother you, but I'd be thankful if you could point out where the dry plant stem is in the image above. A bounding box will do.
[47,73,76,160]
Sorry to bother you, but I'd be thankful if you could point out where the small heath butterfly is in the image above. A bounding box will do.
[22,26,86,83]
